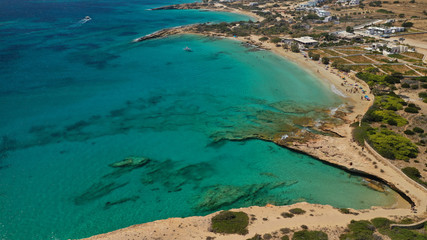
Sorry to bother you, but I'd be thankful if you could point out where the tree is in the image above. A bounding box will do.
[399,13,405,18]
[346,26,354,33]
[270,37,281,43]
[291,43,300,53]
[402,22,413,28]
[259,36,269,41]
[312,54,320,61]
[322,57,330,64]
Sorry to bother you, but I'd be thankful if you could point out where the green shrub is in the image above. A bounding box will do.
[410,84,419,89]
[280,228,291,234]
[289,208,306,215]
[340,220,375,240]
[263,233,273,239]
[247,234,262,240]
[404,107,419,113]
[372,110,407,126]
[281,212,294,218]
[281,236,290,240]
[293,230,328,240]
[376,94,405,110]
[322,57,330,65]
[413,127,424,133]
[419,91,427,98]
[312,54,320,61]
[270,37,281,43]
[211,211,249,235]
[259,36,269,41]
[339,208,351,214]
[401,83,410,88]
[352,122,372,146]
[371,218,392,228]
[367,128,418,160]
[291,43,300,53]
[402,22,414,28]
[404,129,415,135]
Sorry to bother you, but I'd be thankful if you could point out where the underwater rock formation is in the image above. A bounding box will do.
[109,157,150,168]
[74,181,129,205]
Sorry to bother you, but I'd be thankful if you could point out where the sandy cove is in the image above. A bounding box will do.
[83,34,427,240]
[84,16,427,240]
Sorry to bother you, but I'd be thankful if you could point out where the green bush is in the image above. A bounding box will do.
[247,234,262,240]
[259,36,269,41]
[270,37,281,43]
[281,212,294,218]
[289,208,306,215]
[293,230,328,240]
[401,83,410,88]
[376,94,405,110]
[367,128,418,160]
[402,22,414,28]
[339,208,351,214]
[291,43,300,53]
[280,228,291,234]
[404,129,415,135]
[352,122,372,146]
[413,127,424,133]
[410,84,419,89]
[371,218,392,228]
[404,107,419,113]
[340,220,375,240]
[312,54,320,61]
[211,211,249,235]
[372,110,407,126]
[281,236,290,240]
[322,57,330,65]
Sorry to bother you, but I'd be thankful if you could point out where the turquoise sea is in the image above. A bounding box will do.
[0,0,399,239]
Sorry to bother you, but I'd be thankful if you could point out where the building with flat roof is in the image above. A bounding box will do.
[293,36,318,48]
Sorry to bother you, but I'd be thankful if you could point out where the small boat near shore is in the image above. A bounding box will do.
[183,46,192,52]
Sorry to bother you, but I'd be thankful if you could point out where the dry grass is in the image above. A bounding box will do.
[401,52,424,60]
[335,50,368,55]
[368,54,395,63]
[322,49,343,57]
[349,65,375,72]
[378,64,414,74]
[331,57,353,65]
[344,55,375,63]
[410,65,427,75]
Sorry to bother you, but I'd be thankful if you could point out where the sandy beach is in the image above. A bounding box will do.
[83,8,427,240]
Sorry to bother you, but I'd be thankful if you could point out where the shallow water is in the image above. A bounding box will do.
[0,0,399,239]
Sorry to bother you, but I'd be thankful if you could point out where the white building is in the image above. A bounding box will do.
[293,36,318,48]
[316,9,331,17]
[386,44,408,54]
[249,2,258,7]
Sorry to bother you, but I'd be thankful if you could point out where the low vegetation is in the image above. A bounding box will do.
[211,211,249,235]
[402,167,427,186]
[289,208,306,215]
[341,218,426,240]
[293,230,328,240]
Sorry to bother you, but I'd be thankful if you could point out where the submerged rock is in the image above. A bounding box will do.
[109,157,150,168]
[104,195,140,210]
[74,181,129,205]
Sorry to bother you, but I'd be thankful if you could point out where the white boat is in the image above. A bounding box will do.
[183,46,192,52]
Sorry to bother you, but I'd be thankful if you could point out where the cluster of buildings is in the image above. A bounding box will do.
[365,42,409,55]
[365,26,405,36]
[336,0,360,6]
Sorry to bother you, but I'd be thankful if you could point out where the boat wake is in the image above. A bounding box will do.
[70,16,91,28]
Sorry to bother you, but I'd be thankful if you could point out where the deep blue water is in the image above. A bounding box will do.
[0,0,399,239]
